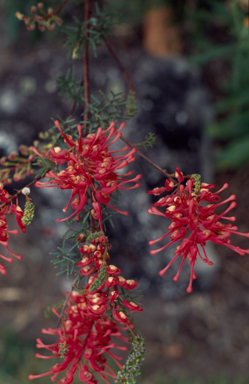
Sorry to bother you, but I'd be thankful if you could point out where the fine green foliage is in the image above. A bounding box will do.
[142,132,156,151]
[64,3,114,58]
[51,224,83,277]
[34,157,57,178]
[57,66,83,105]
[81,90,127,132]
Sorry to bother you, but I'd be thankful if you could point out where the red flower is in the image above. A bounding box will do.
[29,290,128,384]
[34,121,142,229]
[29,235,142,384]
[122,300,143,312]
[112,308,131,326]
[147,168,249,293]
[29,235,142,383]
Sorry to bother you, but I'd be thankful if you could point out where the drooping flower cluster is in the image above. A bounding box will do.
[147,167,249,292]
[77,234,139,299]
[29,234,143,384]
[0,144,36,184]
[15,3,63,32]
[34,121,142,229]
[77,233,142,327]
[0,182,26,275]
[29,290,129,384]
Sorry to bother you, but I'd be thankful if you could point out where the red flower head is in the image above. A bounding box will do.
[34,121,142,229]
[147,168,249,293]
[29,234,142,383]
[29,290,129,384]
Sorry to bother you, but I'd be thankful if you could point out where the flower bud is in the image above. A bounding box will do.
[15,12,24,20]
[31,6,37,14]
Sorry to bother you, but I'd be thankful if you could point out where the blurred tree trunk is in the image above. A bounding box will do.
[143,6,182,56]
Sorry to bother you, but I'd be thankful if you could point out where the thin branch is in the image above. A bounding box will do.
[0,175,43,212]
[42,0,69,20]
[120,134,173,180]
[56,275,79,327]
[53,0,70,16]
[68,100,77,117]
[105,41,134,93]
[68,81,84,118]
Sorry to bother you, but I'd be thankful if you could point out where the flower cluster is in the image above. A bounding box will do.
[34,121,142,229]
[29,290,129,384]
[0,145,36,184]
[29,234,143,384]
[0,183,26,275]
[29,291,126,384]
[15,3,63,32]
[147,168,249,292]
[77,233,142,321]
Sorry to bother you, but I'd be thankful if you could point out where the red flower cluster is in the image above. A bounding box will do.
[34,121,142,229]
[77,233,142,324]
[29,290,129,384]
[29,235,142,384]
[147,168,249,293]
[0,183,26,275]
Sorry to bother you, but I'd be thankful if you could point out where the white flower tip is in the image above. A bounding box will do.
[22,187,30,195]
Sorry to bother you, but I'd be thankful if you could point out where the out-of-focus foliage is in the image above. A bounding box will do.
[108,0,249,170]
[3,0,66,42]
[4,0,37,41]
[106,0,186,25]
[189,0,249,170]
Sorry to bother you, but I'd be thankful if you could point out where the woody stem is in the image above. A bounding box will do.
[54,0,70,16]
[105,41,134,93]
[0,175,43,212]
[83,0,91,132]
[120,135,173,180]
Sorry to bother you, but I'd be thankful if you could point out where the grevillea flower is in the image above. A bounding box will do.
[77,234,141,328]
[29,290,129,384]
[147,167,249,293]
[0,183,26,274]
[29,235,142,384]
[34,121,142,229]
